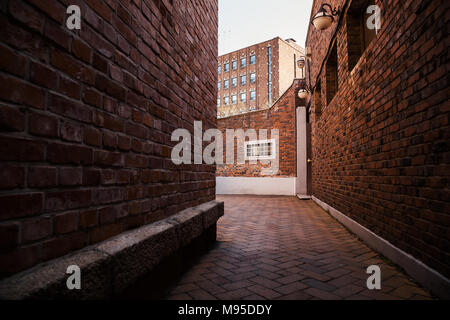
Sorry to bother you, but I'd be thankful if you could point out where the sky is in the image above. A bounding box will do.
[218,0,314,55]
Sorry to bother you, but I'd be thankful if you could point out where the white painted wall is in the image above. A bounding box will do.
[296,106,308,196]
[216,177,296,195]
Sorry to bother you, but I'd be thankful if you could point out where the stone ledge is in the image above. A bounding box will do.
[0,200,224,300]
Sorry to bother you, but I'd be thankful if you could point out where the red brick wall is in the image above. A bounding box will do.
[306,0,449,277]
[217,79,304,177]
[0,0,218,277]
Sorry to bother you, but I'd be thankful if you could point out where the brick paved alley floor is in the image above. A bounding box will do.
[167,196,433,300]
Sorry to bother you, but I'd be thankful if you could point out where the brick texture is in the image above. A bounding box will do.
[306,0,449,277]
[217,79,304,177]
[0,0,218,277]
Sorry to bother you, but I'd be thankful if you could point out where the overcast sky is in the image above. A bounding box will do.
[218,0,314,55]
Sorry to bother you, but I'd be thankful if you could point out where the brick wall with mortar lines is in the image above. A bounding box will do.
[216,79,305,177]
[0,0,218,277]
[306,0,449,277]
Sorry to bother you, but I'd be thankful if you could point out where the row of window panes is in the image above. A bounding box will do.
[246,142,272,158]
[218,55,256,74]
[218,74,256,90]
[217,91,256,106]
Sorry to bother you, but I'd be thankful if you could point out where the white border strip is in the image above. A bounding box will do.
[312,196,450,299]
[216,177,296,196]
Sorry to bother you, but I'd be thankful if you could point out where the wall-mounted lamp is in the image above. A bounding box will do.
[298,88,309,99]
[311,3,341,31]
[297,57,306,69]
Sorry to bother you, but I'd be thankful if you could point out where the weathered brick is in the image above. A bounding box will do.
[54,211,79,234]
[0,105,25,132]
[83,88,102,108]
[89,223,122,244]
[28,167,58,188]
[0,136,46,162]
[47,143,92,165]
[40,232,88,261]
[60,121,83,142]
[0,44,27,77]
[0,165,24,189]
[44,19,71,50]
[48,94,92,123]
[9,0,44,33]
[84,127,102,147]
[22,216,52,243]
[59,167,82,186]
[51,49,94,85]
[0,222,20,252]
[29,112,58,137]
[30,61,58,89]
[0,73,45,109]
[94,150,124,167]
[27,0,66,23]
[45,190,92,212]
[79,209,98,228]
[72,39,92,64]
[59,77,81,100]
[103,130,117,149]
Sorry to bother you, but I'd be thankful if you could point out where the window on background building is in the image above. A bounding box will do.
[240,57,246,68]
[326,42,338,104]
[217,98,220,106]
[240,92,246,102]
[224,96,229,105]
[218,66,221,74]
[347,0,377,71]
[250,55,256,64]
[241,75,247,85]
[224,79,229,89]
[218,82,221,91]
[250,90,256,101]
[250,73,256,83]
[245,140,276,160]
[231,94,237,104]
[224,63,229,72]
[232,60,237,70]
[232,77,237,87]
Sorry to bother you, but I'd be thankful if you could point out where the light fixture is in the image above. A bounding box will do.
[311,3,341,31]
[298,88,309,99]
[297,57,306,69]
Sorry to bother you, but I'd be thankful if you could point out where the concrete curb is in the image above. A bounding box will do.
[0,200,224,300]
[311,196,450,300]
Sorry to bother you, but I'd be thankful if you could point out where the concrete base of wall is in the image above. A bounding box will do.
[216,177,296,195]
[312,196,450,300]
[0,201,224,300]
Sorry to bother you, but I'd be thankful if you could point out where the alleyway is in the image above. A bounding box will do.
[167,196,432,300]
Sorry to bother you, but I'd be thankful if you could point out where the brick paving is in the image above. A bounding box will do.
[167,196,433,300]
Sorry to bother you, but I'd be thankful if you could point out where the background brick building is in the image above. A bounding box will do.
[217,37,304,118]
[216,79,307,195]
[0,0,221,292]
[305,0,449,290]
